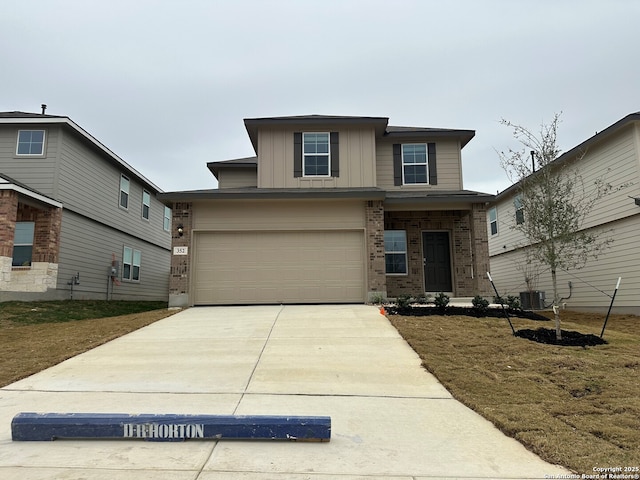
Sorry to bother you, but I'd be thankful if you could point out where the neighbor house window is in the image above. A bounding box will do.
[12,222,35,267]
[488,207,498,235]
[16,130,45,155]
[142,190,150,220]
[384,230,408,275]
[123,246,141,281]
[303,132,330,176]
[514,195,525,225]
[120,175,130,209]
[402,144,428,184]
[163,206,171,231]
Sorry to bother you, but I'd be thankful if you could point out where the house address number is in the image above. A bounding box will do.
[173,246,188,255]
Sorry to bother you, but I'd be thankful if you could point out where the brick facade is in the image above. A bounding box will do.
[384,208,491,299]
[168,202,192,307]
[365,200,386,300]
[0,190,18,258]
[0,191,62,293]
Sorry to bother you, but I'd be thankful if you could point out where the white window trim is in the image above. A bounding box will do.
[302,132,331,177]
[384,230,408,276]
[119,174,130,210]
[401,143,429,185]
[142,190,151,221]
[489,207,498,236]
[16,129,46,156]
[163,206,171,231]
[122,246,141,282]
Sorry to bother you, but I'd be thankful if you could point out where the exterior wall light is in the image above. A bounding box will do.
[177,224,184,236]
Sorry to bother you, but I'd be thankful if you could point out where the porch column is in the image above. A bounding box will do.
[470,203,492,296]
[365,200,386,301]
[33,206,62,263]
[0,190,18,258]
[169,201,192,307]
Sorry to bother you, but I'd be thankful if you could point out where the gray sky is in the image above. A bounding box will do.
[3,0,639,194]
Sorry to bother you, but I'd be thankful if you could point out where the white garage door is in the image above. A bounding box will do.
[193,230,365,305]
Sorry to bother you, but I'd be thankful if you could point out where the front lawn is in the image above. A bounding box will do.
[388,310,639,475]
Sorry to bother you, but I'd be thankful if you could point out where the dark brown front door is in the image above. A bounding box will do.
[422,231,452,292]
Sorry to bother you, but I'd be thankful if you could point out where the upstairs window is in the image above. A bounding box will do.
[163,206,171,231]
[488,207,498,235]
[17,130,45,155]
[120,175,130,209]
[12,222,35,267]
[303,132,330,176]
[393,142,437,186]
[402,144,428,184]
[142,190,150,220]
[384,230,408,275]
[514,195,525,225]
[294,132,339,178]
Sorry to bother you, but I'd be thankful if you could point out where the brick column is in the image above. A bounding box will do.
[169,202,192,307]
[365,200,386,301]
[470,203,492,296]
[33,206,62,263]
[0,190,18,258]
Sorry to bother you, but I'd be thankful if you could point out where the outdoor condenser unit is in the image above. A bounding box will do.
[520,291,545,310]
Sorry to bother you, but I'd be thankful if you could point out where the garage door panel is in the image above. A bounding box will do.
[193,231,364,305]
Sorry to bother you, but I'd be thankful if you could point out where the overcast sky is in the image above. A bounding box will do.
[3,0,639,194]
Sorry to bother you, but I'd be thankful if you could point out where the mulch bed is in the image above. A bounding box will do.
[384,305,608,347]
[515,327,607,346]
[383,305,549,321]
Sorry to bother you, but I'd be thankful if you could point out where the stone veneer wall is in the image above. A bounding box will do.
[365,200,386,301]
[168,202,192,307]
[384,208,491,299]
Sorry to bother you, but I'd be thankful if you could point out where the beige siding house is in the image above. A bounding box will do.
[160,115,494,307]
[0,111,171,301]
[488,112,640,314]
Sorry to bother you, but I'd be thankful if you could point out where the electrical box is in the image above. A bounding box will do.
[110,261,120,277]
[520,291,545,310]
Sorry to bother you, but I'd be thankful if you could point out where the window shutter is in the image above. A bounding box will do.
[428,142,437,185]
[393,144,402,186]
[293,132,302,177]
[330,132,339,177]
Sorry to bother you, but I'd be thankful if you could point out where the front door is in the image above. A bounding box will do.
[422,231,452,292]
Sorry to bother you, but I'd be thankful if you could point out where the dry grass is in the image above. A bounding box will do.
[0,306,176,387]
[388,310,640,474]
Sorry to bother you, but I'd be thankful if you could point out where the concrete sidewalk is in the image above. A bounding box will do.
[0,305,571,479]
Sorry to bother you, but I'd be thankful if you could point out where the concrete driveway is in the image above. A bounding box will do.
[0,305,571,479]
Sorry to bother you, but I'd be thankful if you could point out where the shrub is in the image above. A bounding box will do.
[472,295,490,316]
[506,295,521,310]
[396,294,413,309]
[370,293,386,305]
[434,292,450,311]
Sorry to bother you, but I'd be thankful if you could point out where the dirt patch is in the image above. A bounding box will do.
[0,308,177,387]
[515,327,607,346]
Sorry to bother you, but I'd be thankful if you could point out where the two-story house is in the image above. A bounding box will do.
[159,115,494,307]
[488,112,640,314]
[0,111,171,301]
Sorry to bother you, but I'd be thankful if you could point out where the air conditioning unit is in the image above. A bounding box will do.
[520,291,545,310]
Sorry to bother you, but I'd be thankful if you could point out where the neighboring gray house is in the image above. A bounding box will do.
[488,112,640,314]
[0,111,171,301]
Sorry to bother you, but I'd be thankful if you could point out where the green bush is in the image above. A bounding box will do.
[396,294,413,309]
[472,295,490,315]
[434,292,450,310]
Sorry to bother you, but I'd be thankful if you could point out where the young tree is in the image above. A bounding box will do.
[499,113,620,340]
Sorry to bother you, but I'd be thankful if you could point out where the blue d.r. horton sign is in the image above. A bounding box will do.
[11,412,331,442]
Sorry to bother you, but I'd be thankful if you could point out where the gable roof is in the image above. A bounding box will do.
[0,172,63,208]
[495,111,640,201]
[0,111,163,193]
[243,114,476,154]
